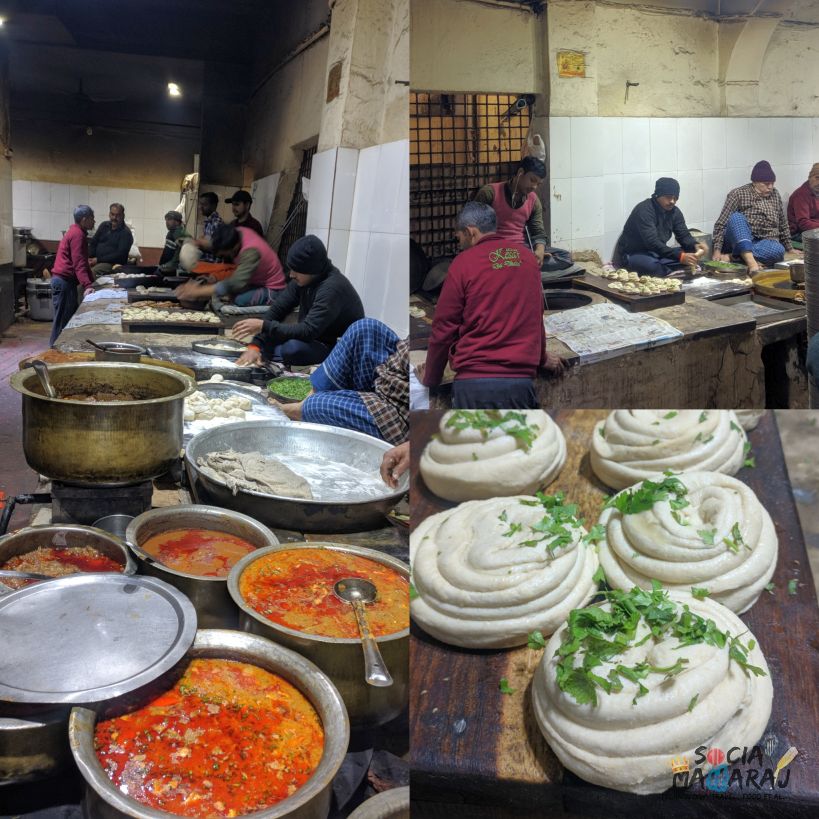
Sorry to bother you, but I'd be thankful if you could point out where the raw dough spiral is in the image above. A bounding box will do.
[420,410,567,501]
[532,593,772,794]
[734,410,765,431]
[597,472,777,613]
[590,410,747,490]
[410,496,599,648]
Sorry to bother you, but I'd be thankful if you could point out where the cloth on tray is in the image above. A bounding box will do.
[197,448,313,499]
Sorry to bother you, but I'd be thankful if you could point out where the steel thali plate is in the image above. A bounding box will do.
[0,574,197,704]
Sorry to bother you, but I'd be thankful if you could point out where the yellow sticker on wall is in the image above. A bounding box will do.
[557,50,585,78]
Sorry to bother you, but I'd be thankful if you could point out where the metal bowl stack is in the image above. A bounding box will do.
[805,228,819,407]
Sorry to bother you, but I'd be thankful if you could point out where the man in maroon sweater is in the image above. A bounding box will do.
[787,163,819,242]
[50,205,96,346]
[422,202,564,408]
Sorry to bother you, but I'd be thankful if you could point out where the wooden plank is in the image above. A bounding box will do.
[410,410,819,817]
[573,273,685,312]
[121,319,225,335]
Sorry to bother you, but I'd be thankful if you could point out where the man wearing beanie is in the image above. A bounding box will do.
[712,160,796,272]
[233,235,365,367]
[157,210,189,274]
[787,163,819,242]
[613,177,706,276]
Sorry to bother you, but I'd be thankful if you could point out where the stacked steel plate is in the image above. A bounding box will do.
[805,228,819,407]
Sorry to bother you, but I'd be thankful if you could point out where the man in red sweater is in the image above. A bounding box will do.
[787,163,819,241]
[50,205,96,346]
[422,202,564,408]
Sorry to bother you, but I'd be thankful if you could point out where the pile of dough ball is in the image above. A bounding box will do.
[184,390,253,421]
[602,269,682,295]
[590,410,747,489]
[597,472,778,613]
[122,306,221,323]
[532,592,772,794]
[419,410,566,502]
[410,495,599,648]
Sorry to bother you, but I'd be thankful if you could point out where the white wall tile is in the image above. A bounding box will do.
[622,172,651,213]
[305,148,336,232]
[129,218,144,246]
[602,118,623,175]
[125,189,145,219]
[726,166,749,190]
[361,232,408,338]
[650,119,677,174]
[571,234,608,259]
[702,169,728,228]
[304,225,329,247]
[675,170,704,227]
[793,119,813,166]
[725,118,751,168]
[777,165,802,203]
[621,118,650,173]
[88,187,108,217]
[30,210,50,240]
[13,208,31,228]
[50,183,69,215]
[813,118,819,155]
[372,140,408,235]
[344,231,370,291]
[351,145,380,232]
[31,182,50,212]
[144,190,165,218]
[571,177,603,239]
[603,174,624,234]
[549,180,572,244]
[677,119,702,172]
[69,185,89,209]
[12,180,31,211]
[164,191,181,213]
[330,147,359,231]
[602,231,620,264]
[50,213,68,242]
[549,117,571,179]
[328,228,350,275]
[701,119,726,169]
[570,117,603,178]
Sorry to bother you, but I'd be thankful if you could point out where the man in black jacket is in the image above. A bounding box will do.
[233,234,365,366]
[88,203,133,275]
[613,178,706,276]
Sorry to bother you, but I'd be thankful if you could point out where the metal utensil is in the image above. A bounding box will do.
[0,569,54,581]
[333,577,393,687]
[31,359,57,398]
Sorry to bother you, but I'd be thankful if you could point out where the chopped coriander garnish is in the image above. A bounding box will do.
[583,524,606,546]
[516,492,584,555]
[663,411,678,419]
[605,475,688,516]
[730,421,742,433]
[764,582,775,595]
[698,528,717,545]
[592,565,607,585]
[527,630,547,650]
[671,510,689,527]
[688,693,699,712]
[651,439,660,445]
[445,410,539,452]
[499,510,508,522]
[599,426,606,438]
[728,636,766,677]
[409,581,419,600]
[699,411,708,423]
[691,587,710,600]
[502,521,523,538]
[499,677,516,695]
[743,441,756,468]
[471,452,478,461]
[788,579,798,596]
[722,522,746,553]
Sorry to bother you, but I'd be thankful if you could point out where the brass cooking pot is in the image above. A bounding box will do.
[9,363,196,486]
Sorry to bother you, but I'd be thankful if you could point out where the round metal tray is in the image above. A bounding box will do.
[192,337,247,359]
[0,574,197,703]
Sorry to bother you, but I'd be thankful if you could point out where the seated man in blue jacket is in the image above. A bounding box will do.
[88,202,133,275]
[613,178,707,276]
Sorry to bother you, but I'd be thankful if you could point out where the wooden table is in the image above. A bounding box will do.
[410,410,819,818]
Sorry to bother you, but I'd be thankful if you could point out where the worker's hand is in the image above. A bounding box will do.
[785,249,804,260]
[88,257,97,267]
[380,442,410,489]
[714,252,731,263]
[681,252,700,266]
[231,318,264,340]
[413,361,426,383]
[695,242,709,255]
[175,281,206,299]
[268,397,304,421]
[236,347,262,367]
[84,286,95,297]
[540,351,567,376]
[534,245,547,265]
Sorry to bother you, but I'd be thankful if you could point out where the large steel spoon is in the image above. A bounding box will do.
[0,569,55,581]
[31,359,57,398]
[333,577,393,687]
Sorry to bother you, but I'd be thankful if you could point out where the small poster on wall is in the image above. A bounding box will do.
[557,50,586,78]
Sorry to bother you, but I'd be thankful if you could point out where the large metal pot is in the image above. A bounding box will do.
[10,363,196,485]
[185,421,407,533]
[0,524,137,595]
[69,629,350,819]
[91,341,150,363]
[228,543,409,730]
[348,787,410,819]
[125,505,279,628]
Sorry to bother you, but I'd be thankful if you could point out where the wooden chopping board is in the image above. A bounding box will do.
[410,410,819,818]
[573,273,685,312]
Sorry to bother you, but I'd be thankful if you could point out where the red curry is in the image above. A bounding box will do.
[2,546,123,589]
[140,529,257,577]
[94,658,324,818]
[238,549,409,639]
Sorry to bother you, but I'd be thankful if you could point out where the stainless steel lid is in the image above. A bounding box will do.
[0,574,197,704]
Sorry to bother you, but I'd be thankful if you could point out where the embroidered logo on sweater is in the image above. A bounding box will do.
[489,247,522,269]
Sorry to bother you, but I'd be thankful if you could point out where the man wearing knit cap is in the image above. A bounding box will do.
[613,177,706,276]
[787,163,819,242]
[157,210,189,274]
[712,160,798,272]
[233,234,365,367]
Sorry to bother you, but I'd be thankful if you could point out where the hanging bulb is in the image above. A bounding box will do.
[86,126,93,136]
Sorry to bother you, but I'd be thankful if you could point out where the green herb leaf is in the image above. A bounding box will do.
[604,475,688,516]
[599,425,606,438]
[765,582,775,595]
[663,411,678,419]
[592,565,607,585]
[527,630,547,650]
[583,524,606,546]
[742,441,755,468]
[688,693,699,712]
[788,579,798,596]
[409,581,419,600]
[671,510,689,527]
[698,528,716,545]
[499,677,516,695]
[699,412,708,423]
[730,421,742,433]
[445,410,539,452]
[691,587,710,600]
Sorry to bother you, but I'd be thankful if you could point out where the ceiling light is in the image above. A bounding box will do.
[167,82,181,97]
[0,17,6,26]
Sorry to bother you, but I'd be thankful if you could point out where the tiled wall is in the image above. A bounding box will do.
[305,140,409,338]
[12,181,182,249]
[550,117,819,263]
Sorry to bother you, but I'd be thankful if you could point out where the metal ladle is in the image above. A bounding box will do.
[333,577,393,687]
[0,569,55,581]
[31,359,57,398]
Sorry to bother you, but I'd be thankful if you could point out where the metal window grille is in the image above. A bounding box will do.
[410,92,532,260]
[278,145,317,261]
